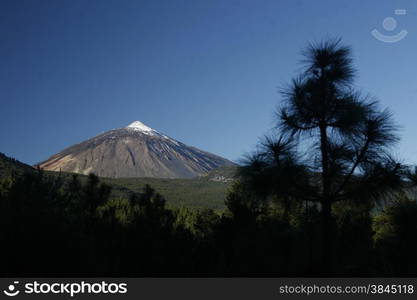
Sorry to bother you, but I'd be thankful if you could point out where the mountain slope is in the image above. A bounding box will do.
[38,121,234,178]
[0,152,35,177]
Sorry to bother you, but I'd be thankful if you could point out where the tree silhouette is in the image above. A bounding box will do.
[239,38,409,273]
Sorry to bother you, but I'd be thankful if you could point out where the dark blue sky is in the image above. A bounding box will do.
[1,0,417,165]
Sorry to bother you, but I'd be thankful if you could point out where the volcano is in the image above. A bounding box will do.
[38,121,234,178]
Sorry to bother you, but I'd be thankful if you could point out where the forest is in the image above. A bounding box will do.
[1,39,417,277]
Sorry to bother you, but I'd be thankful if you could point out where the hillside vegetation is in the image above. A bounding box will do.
[104,177,230,210]
[0,152,34,177]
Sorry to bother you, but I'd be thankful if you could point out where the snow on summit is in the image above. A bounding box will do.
[126,121,158,135]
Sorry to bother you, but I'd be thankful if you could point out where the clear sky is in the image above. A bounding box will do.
[1,0,417,165]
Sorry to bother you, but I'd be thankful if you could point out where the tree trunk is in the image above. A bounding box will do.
[319,122,333,274]
[321,199,333,274]
[318,69,334,274]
